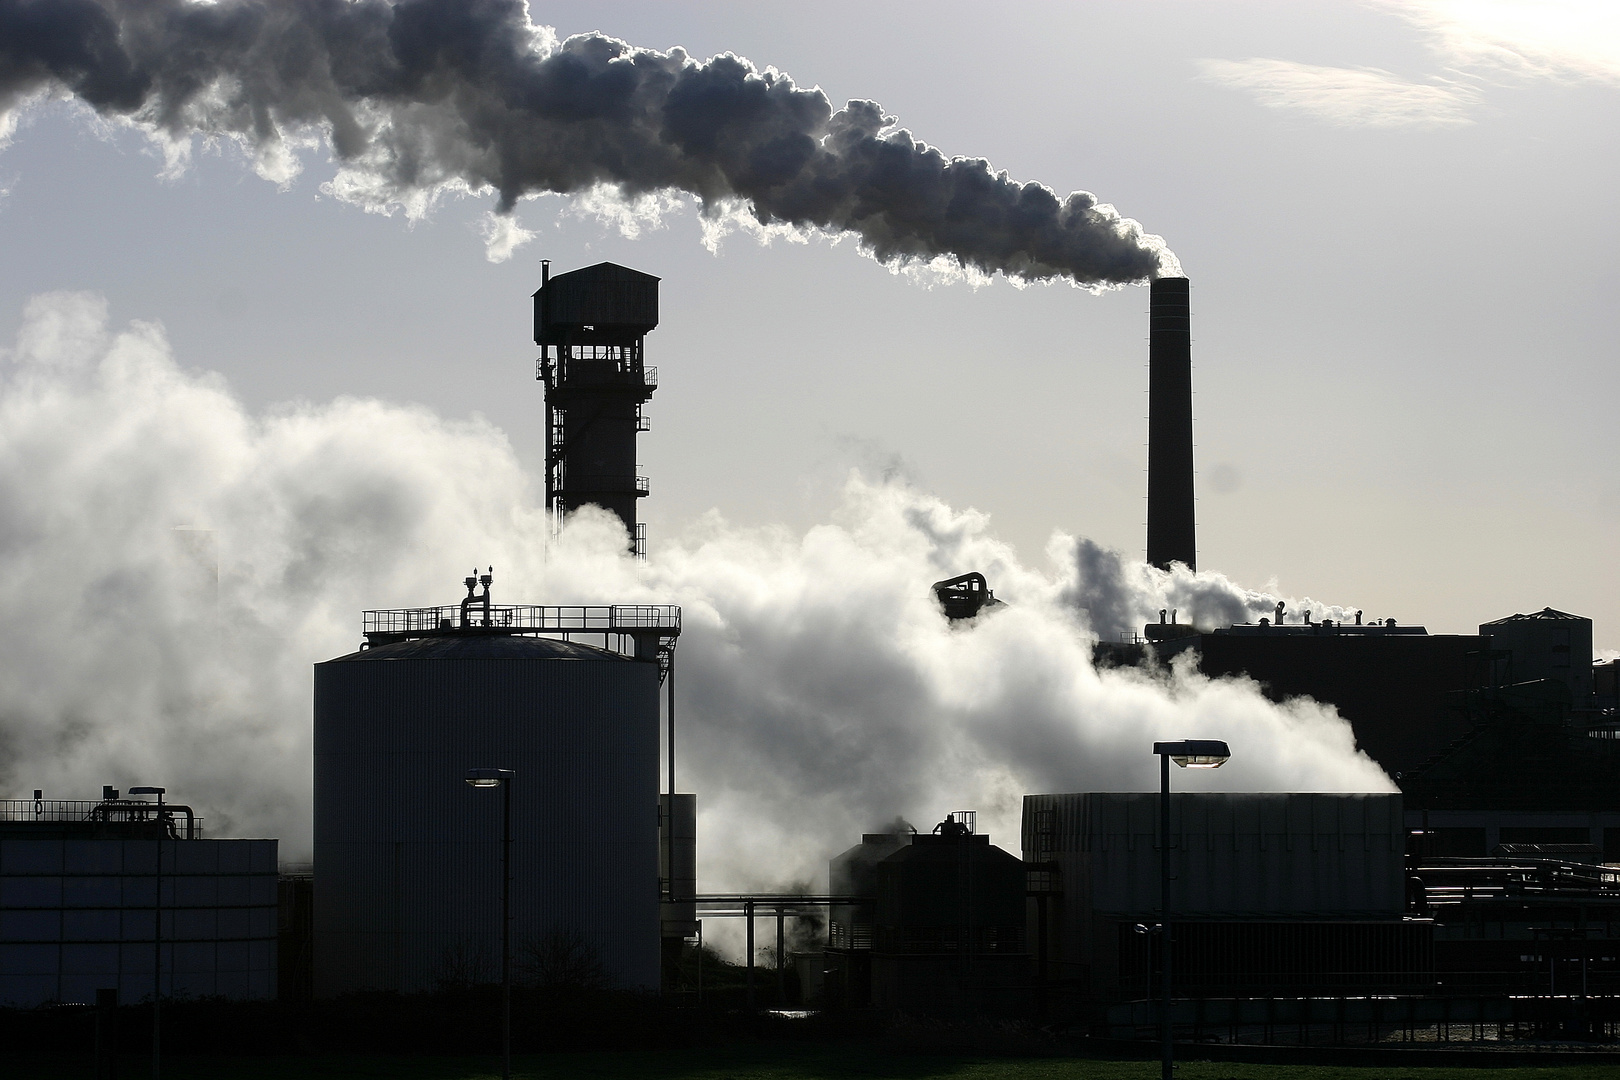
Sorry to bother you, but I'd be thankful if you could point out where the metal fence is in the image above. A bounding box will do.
[363,603,680,636]
[0,799,205,836]
[1104,993,1620,1045]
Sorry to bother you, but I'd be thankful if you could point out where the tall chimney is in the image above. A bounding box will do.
[1147,277,1196,572]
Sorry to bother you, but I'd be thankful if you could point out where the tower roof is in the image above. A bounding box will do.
[534,260,659,345]
[544,261,660,286]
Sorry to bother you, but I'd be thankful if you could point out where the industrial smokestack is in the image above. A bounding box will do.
[1147,277,1195,572]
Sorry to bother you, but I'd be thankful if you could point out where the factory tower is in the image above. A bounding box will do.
[535,261,660,554]
[1146,276,1196,572]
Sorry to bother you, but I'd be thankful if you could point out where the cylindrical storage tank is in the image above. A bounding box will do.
[313,634,660,997]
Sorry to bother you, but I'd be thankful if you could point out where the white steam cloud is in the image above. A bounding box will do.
[0,0,1177,282]
[0,294,1389,898]
[1068,539,1376,642]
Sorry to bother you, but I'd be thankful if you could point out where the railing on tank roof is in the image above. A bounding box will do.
[0,799,204,837]
[363,603,681,636]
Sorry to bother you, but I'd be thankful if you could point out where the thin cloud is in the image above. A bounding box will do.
[1387,0,1620,86]
[1203,2,1620,128]
[1197,58,1479,128]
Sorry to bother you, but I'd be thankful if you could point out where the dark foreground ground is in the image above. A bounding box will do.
[9,1046,1620,1080]
[7,976,1619,1080]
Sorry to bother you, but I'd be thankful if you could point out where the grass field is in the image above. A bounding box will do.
[12,1046,1620,1080]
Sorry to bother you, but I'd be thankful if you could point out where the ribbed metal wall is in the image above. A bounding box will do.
[1022,792,1405,1001]
[0,836,278,1007]
[1023,792,1405,918]
[313,640,660,997]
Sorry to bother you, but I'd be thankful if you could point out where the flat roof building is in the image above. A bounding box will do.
[0,791,277,1008]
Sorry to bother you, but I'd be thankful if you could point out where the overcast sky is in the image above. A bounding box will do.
[1,0,1615,648]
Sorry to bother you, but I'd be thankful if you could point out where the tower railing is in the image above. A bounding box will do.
[536,358,657,388]
[555,473,651,496]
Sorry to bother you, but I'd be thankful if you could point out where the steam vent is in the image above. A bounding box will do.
[1147,277,1196,572]
[534,261,660,555]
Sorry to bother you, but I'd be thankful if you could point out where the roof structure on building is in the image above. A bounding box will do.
[547,261,660,285]
[1482,607,1588,625]
[326,635,627,663]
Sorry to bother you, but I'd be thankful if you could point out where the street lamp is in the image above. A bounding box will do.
[465,768,515,1080]
[1151,740,1229,1080]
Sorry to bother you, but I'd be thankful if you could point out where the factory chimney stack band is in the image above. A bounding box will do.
[1147,277,1196,572]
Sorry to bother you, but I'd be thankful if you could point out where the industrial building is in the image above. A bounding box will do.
[303,265,1620,1022]
[1105,609,1609,777]
[1021,792,1420,1010]
[1102,609,1620,878]
[825,814,1029,1015]
[312,571,679,996]
[2,262,1601,1041]
[0,789,278,1008]
[283,267,1620,1029]
[1117,274,1619,874]
[1078,274,1620,1024]
[1126,276,1609,774]
[307,261,693,1001]
[1482,608,1595,705]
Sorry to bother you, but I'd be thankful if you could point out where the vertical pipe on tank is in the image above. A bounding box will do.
[154,830,163,1080]
[666,667,675,902]
[746,901,756,1009]
[1147,277,1196,572]
[500,777,512,1080]
[1159,752,1173,1080]
[776,907,785,1005]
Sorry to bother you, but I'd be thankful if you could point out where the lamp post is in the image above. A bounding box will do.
[1151,740,1230,1080]
[465,768,515,1080]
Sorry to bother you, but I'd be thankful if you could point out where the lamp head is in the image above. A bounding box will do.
[1153,740,1231,769]
[465,767,514,789]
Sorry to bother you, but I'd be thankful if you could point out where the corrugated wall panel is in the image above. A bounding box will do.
[0,837,277,1007]
[1022,793,1404,920]
[313,655,660,997]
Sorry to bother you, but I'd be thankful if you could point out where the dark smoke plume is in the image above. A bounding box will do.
[0,0,1179,283]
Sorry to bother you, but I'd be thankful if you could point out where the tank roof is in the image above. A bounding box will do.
[1482,607,1588,625]
[326,635,629,663]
